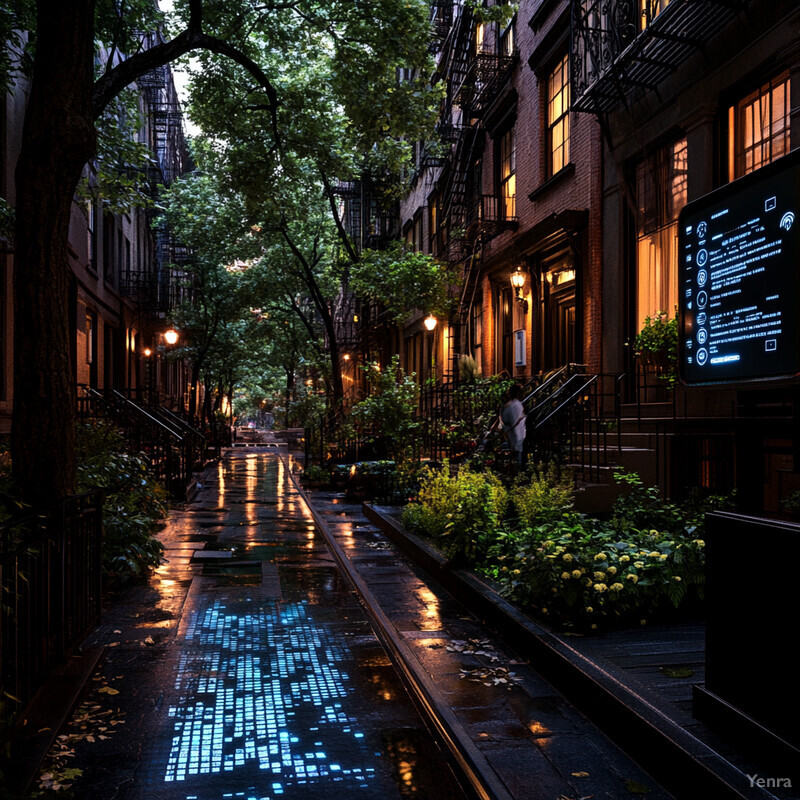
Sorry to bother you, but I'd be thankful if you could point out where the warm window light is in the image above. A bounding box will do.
[424,314,438,331]
[143,347,152,357]
[164,329,179,345]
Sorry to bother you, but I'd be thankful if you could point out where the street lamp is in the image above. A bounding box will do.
[424,314,438,331]
[510,267,528,313]
[164,328,179,345]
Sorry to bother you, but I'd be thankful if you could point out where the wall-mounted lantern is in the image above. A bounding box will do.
[424,314,438,332]
[510,267,528,313]
[164,328,179,345]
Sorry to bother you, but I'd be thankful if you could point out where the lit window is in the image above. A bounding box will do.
[640,0,671,29]
[547,54,570,177]
[499,128,516,220]
[635,138,687,328]
[475,22,486,52]
[729,72,790,180]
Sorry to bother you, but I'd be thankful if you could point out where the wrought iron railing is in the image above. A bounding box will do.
[77,386,196,496]
[1,490,104,715]
[571,0,747,113]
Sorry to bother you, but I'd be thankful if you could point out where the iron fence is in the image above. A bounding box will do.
[1,490,104,714]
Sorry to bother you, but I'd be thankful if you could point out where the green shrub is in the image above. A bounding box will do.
[402,462,507,562]
[513,462,574,527]
[634,309,678,386]
[302,465,331,483]
[76,421,167,581]
[489,513,705,631]
[351,356,420,462]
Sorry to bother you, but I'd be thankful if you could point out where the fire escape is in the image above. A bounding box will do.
[330,179,399,359]
[436,2,518,323]
[572,0,749,115]
[119,64,192,316]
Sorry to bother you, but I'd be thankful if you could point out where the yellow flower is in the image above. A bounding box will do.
[591,623,598,630]
[694,539,705,548]
[593,571,605,581]
[594,552,608,561]
[634,561,644,568]
[593,583,608,593]
[649,551,661,558]
[672,575,682,581]
[561,571,572,580]
[541,607,548,614]
[607,566,617,575]
[512,569,521,575]
[586,606,594,614]
[649,529,659,536]
[543,540,554,547]
[571,570,582,579]
[660,554,668,561]
[562,553,573,562]
[610,582,624,592]
[620,555,630,563]
[640,619,647,626]
[626,574,638,584]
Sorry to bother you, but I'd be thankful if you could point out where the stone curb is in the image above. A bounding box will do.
[284,460,514,800]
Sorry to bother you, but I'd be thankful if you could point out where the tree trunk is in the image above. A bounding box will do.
[12,1,97,505]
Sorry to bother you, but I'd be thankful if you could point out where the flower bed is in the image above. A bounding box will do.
[402,464,731,632]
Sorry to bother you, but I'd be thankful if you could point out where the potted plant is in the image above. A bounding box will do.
[634,309,678,387]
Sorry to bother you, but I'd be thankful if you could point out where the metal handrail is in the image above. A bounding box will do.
[110,389,183,441]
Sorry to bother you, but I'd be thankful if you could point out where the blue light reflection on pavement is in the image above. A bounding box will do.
[164,598,377,796]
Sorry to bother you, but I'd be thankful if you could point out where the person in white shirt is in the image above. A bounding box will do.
[501,384,526,465]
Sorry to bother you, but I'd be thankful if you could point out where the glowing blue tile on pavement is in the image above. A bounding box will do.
[164,599,375,791]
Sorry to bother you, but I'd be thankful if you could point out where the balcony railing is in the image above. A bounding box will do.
[572,0,748,114]
[465,194,518,241]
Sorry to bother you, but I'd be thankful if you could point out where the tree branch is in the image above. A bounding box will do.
[320,169,359,264]
[92,25,281,154]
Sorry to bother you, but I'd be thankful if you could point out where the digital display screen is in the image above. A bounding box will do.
[679,149,800,385]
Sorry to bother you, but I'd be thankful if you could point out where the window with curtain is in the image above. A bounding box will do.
[635,138,688,329]
[729,72,790,180]
[547,53,570,177]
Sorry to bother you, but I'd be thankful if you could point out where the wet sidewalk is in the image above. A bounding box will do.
[47,448,672,800]
[55,450,465,800]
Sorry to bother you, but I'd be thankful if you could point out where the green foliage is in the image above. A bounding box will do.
[634,310,678,386]
[402,462,508,562]
[465,1,518,26]
[76,422,167,581]
[301,465,330,483]
[513,463,574,527]
[350,243,453,324]
[488,512,706,631]
[351,356,420,461]
[458,355,480,382]
[402,465,722,631]
[611,469,685,535]
[78,87,157,214]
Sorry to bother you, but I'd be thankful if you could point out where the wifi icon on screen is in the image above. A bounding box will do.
[780,212,795,231]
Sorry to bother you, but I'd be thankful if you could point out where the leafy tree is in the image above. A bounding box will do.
[350,243,453,325]
[4,0,437,505]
